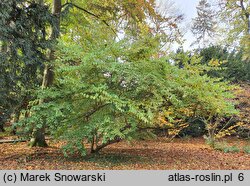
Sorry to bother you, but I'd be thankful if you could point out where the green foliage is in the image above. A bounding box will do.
[5,0,238,156]
[243,145,250,154]
[172,47,245,141]
[223,145,240,153]
[17,36,239,156]
[213,141,241,153]
[223,51,250,82]
[219,0,249,46]
[196,46,250,82]
[182,46,249,142]
[171,47,213,74]
[19,39,170,155]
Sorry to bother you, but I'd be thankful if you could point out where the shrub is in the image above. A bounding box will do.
[18,39,238,156]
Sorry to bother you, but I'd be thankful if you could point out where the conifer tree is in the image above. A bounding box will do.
[191,0,217,47]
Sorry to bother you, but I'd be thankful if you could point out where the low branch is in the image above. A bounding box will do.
[91,125,166,153]
[91,123,131,153]
[93,136,121,153]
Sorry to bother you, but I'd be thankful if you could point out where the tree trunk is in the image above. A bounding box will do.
[248,14,250,35]
[0,121,5,133]
[11,110,20,135]
[29,0,61,147]
[29,127,48,147]
[239,0,250,35]
[90,135,95,153]
[0,42,8,133]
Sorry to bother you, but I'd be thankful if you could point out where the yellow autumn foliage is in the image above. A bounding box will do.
[215,122,246,139]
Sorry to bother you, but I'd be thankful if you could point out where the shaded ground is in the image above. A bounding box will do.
[0,137,249,170]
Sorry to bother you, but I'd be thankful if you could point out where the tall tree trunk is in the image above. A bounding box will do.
[239,0,250,35]
[0,114,5,132]
[244,11,250,35]
[0,42,8,133]
[247,14,250,35]
[29,0,61,147]
[11,110,20,135]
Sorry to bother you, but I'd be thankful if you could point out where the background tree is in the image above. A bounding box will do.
[29,0,62,147]
[0,0,55,135]
[217,0,250,58]
[191,0,218,47]
[198,45,250,81]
